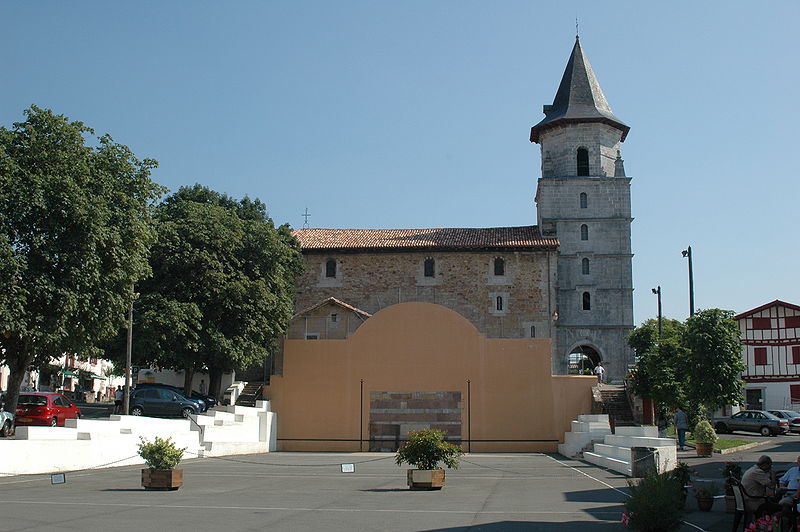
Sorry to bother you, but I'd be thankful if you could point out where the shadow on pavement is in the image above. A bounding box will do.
[420,521,620,531]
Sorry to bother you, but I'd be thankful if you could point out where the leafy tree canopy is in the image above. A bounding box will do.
[122,185,303,394]
[627,309,744,416]
[0,106,163,413]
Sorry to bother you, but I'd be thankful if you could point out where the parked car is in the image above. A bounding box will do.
[135,383,206,412]
[768,410,800,433]
[15,392,81,427]
[129,388,199,418]
[190,391,217,409]
[713,410,789,436]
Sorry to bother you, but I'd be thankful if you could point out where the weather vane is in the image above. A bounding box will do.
[302,207,311,229]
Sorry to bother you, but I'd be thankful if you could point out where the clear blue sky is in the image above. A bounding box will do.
[3,1,798,325]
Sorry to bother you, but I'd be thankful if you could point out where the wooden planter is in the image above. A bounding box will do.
[142,469,183,491]
[695,442,713,457]
[407,469,445,490]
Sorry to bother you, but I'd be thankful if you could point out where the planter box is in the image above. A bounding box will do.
[407,469,445,490]
[695,443,713,457]
[142,469,183,491]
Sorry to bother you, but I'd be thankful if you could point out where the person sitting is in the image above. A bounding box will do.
[779,456,800,519]
[742,455,780,517]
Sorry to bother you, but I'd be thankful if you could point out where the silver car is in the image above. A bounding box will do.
[713,410,789,436]
[768,410,800,433]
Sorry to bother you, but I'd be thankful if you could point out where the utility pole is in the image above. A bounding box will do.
[651,286,662,337]
[682,246,695,317]
[123,296,133,415]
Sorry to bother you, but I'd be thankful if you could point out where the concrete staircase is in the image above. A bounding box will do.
[596,385,636,426]
[582,425,677,476]
[235,382,264,407]
[558,414,612,458]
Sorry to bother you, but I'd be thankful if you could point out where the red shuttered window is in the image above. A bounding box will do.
[752,318,771,330]
[791,385,800,404]
[754,347,768,365]
[793,346,800,365]
[786,316,800,329]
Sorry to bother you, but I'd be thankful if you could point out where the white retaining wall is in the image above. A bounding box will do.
[0,400,275,476]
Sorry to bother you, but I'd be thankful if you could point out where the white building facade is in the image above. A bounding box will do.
[735,300,800,410]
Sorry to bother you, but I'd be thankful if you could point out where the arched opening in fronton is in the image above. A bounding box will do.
[567,344,601,375]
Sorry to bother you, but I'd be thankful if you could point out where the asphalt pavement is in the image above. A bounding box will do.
[2,424,799,531]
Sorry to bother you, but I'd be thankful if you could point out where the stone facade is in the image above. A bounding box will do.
[294,250,558,349]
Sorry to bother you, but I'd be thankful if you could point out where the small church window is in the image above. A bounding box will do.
[530,325,536,338]
[325,259,337,278]
[582,292,591,311]
[424,258,435,277]
[494,257,505,276]
[580,192,588,209]
[580,224,588,241]
[582,258,590,275]
[496,296,504,311]
[577,148,589,176]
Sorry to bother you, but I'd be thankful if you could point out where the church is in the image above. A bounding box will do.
[265,37,635,452]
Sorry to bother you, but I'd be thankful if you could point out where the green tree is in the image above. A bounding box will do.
[627,318,686,410]
[0,106,163,414]
[127,185,303,396]
[683,308,745,412]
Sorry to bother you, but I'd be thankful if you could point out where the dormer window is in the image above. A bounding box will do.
[580,192,587,209]
[577,148,589,176]
[424,258,435,277]
[494,257,505,276]
[325,259,337,278]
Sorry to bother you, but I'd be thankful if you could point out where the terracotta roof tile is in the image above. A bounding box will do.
[292,226,558,252]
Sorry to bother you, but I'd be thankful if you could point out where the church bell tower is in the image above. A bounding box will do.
[531,37,634,380]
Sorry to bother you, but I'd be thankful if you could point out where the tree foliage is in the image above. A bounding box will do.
[0,106,163,413]
[125,185,303,395]
[627,309,744,415]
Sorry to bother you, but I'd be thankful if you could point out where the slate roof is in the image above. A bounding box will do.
[530,36,629,143]
[293,226,558,252]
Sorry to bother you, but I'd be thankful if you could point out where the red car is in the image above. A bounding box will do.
[15,392,81,427]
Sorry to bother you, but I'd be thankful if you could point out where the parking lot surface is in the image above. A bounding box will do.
[0,452,631,531]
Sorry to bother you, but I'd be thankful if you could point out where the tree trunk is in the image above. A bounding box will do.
[183,367,195,396]
[4,344,34,420]
[208,367,222,401]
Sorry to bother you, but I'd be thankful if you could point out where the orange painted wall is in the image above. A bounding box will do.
[267,302,596,452]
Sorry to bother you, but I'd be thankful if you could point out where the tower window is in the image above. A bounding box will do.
[582,292,591,311]
[577,148,589,176]
[494,257,505,276]
[580,224,588,241]
[325,259,337,278]
[424,258,435,277]
[582,258,590,275]
[496,296,504,311]
[530,325,536,338]
[580,192,588,209]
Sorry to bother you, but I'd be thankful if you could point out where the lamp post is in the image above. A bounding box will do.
[651,286,662,337]
[681,246,695,317]
[123,290,139,416]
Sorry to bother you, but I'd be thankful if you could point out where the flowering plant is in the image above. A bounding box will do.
[745,513,781,531]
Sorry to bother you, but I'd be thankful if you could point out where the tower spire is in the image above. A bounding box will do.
[530,38,629,144]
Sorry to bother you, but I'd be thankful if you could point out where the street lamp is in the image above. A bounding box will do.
[123,290,140,416]
[681,246,695,317]
[652,286,662,337]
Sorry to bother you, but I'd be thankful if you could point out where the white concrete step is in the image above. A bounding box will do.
[584,451,632,476]
[614,426,658,437]
[571,420,611,432]
[15,426,79,440]
[604,435,676,448]
[594,443,633,461]
[578,414,609,423]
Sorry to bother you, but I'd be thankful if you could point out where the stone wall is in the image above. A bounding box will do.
[295,249,558,342]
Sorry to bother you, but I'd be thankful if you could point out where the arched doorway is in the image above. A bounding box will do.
[567,344,601,375]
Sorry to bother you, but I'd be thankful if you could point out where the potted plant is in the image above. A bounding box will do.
[625,471,685,530]
[137,436,186,490]
[722,461,743,514]
[693,482,721,512]
[671,462,692,507]
[693,419,717,457]
[395,429,463,490]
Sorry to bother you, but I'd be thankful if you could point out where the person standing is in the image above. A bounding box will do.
[199,379,206,396]
[656,410,668,438]
[594,363,606,384]
[113,386,123,414]
[674,407,689,451]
